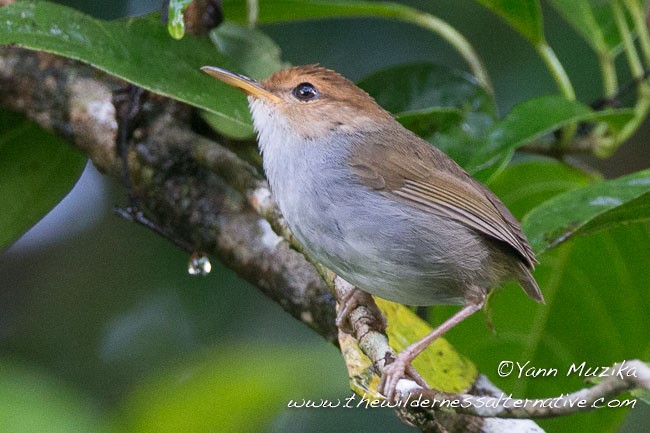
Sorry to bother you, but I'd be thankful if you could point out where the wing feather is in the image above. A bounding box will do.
[348,127,537,267]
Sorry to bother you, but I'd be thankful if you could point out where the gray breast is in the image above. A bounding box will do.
[263,137,492,306]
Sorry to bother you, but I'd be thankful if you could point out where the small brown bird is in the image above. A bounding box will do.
[202,64,543,399]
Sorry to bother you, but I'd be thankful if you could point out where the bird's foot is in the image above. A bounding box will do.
[335,287,386,334]
[379,354,429,401]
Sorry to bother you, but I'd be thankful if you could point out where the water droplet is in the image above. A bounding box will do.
[589,196,622,206]
[628,177,650,186]
[188,252,211,276]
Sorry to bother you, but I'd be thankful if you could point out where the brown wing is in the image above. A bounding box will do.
[348,127,537,268]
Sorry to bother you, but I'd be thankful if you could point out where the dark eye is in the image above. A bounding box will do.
[292,82,319,101]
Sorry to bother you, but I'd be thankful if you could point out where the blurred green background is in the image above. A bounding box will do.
[1,1,649,432]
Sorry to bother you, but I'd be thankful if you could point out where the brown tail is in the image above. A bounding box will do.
[517,262,545,303]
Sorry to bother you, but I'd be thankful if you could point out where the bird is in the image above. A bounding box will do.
[201,64,544,400]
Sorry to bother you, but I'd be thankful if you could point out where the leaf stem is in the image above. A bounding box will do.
[535,42,576,147]
[624,0,650,68]
[247,0,258,27]
[535,43,575,101]
[390,7,493,94]
[602,0,650,155]
[599,52,618,98]
[614,1,644,78]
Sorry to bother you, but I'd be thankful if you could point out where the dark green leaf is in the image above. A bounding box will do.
[548,0,622,55]
[199,110,254,140]
[522,168,650,253]
[396,108,464,138]
[222,0,432,25]
[357,63,496,116]
[487,157,594,220]
[445,153,649,433]
[202,22,290,138]
[433,112,495,170]
[472,0,544,44]
[470,96,635,181]
[448,222,650,433]
[0,110,85,249]
[592,2,626,54]
[357,63,496,169]
[0,1,251,134]
[209,22,288,80]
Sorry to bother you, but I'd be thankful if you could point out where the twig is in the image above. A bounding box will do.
[590,69,650,111]
[112,84,145,208]
[112,206,196,254]
[397,360,648,419]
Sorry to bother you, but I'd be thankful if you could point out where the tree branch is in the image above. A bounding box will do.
[0,46,337,343]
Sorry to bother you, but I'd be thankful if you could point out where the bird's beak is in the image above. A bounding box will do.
[201,66,281,103]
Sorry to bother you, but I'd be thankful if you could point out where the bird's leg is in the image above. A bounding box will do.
[379,294,485,401]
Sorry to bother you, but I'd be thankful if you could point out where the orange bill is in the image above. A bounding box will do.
[201,66,281,103]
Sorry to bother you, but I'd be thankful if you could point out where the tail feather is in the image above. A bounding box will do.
[517,262,545,303]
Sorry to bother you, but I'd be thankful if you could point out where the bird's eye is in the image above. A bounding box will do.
[292,82,319,101]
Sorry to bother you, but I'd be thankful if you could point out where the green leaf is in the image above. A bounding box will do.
[0,1,251,135]
[395,108,464,137]
[437,160,649,433]
[118,345,349,433]
[167,0,193,40]
[0,110,85,249]
[357,63,496,116]
[470,95,635,181]
[0,361,108,433]
[357,63,497,169]
[222,0,430,24]
[377,300,478,393]
[522,168,650,254]
[472,0,544,44]
[201,22,290,138]
[548,0,622,55]
[199,111,255,140]
[631,382,650,405]
[487,157,594,220]
[448,222,650,433]
[210,22,288,81]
